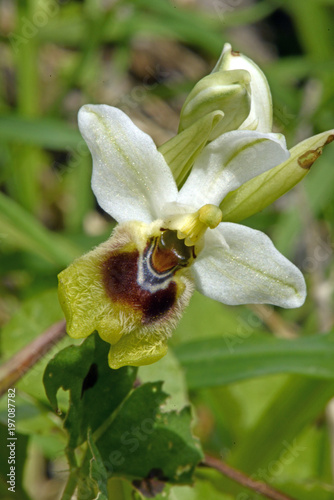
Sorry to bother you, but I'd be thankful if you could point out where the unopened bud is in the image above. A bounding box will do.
[179,69,251,139]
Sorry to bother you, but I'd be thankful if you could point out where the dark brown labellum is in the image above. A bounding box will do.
[102,230,193,324]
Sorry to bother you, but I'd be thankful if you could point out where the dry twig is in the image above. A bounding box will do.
[0,319,67,397]
[202,454,297,500]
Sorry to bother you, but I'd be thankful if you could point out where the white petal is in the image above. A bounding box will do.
[213,43,273,132]
[78,105,178,223]
[176,130,289,208]
[192,223,306,308]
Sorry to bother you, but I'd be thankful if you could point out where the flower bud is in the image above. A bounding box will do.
[213,43,273,132]
[179,69,251,140]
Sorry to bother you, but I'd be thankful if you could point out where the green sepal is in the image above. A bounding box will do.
[220,130,334,222]
[159,110,224,186]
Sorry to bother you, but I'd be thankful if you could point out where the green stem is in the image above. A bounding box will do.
[61,448,79,500]
[287,0,333,61]
[12,0,42,212]
[50,8,112,115]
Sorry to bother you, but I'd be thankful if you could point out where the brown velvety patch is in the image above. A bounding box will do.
[102,250,177,324]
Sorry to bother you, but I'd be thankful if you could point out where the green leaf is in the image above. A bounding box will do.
[172,291,261,344]
[229,376,334,475]
[88,431,109,500]
[160,479,234,500]
[0,115,84,150]
[96,382,203,484]
[275,480,334,500]
[43,333,137,448]
[139,350,189,412]
[174,332,334,389]
[0,192,81,266]
[287,0,333,61]
[106,478,134,500]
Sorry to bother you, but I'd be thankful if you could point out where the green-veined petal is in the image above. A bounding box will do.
[192,222,306,308]
[176,130,289,208]
[78,104,178,223]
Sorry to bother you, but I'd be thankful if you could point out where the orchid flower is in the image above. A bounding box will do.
[58,43,334,370]
[58,99,307,369]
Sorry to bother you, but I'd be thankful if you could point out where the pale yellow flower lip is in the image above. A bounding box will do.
[58,276,73,332]
[57,221,194,369]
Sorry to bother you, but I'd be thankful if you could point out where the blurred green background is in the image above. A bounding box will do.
[1,0,334,499]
